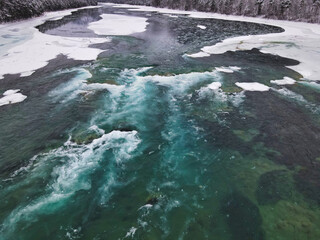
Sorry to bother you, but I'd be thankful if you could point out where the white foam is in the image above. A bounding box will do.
[300,81,320,90]
[125,227,137,238]
[216,67,234,73]
[230,91,245,107]
[138,204,153,210]
[229,66,242,71]
[214,66,241,73]
[137,70,220,94]
[275,87,320,113]
[276,88,306,102]
[85,83,125,98]
[48,69,91,103]
[0,89,27,106]
[197,25,207,30]
[49,68,126,103]
[207,82,222,90]
[89,125,105,135]
[270,76,296,85]
[88,14,148,36]
[235,82,270,91]
[3,129,141,232]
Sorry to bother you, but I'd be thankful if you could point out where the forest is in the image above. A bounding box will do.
[103,0,320,23]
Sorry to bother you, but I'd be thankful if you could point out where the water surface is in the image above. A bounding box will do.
[1,4,320,240]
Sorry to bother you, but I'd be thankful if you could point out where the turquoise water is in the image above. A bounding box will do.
[1,5,320,240]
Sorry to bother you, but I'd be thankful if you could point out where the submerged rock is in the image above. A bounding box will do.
[145,192,162,205]
[71,128,102,145]
[294,167,320,206]
[146,197,158,205]
[221,191,264,240]
[112,122,137,132]
[256,170,294,205]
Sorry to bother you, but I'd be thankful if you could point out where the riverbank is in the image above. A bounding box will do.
[101,0,320,23]
[0,0,97,23]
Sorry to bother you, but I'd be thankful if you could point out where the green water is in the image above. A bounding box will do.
[1,5,320,240]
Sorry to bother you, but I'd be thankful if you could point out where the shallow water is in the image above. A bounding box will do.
[1,4,320,240]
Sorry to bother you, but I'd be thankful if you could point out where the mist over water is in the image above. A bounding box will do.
[1,4,320,240]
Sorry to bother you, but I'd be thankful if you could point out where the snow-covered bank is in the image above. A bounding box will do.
[0,6,108,80]
[105,3,320,81]
[191,20,320,81]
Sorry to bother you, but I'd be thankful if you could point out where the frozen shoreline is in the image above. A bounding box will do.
[0,6,105,80]
[104,3,320,81]
[1,3,319,82]
[0,4,152,80]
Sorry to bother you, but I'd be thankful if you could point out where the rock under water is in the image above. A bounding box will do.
[221,191,265,240]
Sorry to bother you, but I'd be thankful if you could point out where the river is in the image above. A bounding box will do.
[0,3,320,240]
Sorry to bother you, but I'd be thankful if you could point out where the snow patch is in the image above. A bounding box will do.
[0,30,109,79]
[88,14,148,36]
[270,76,296,85]
[0,89,27,106]
[0,7,110,79]
[235,82,270,92]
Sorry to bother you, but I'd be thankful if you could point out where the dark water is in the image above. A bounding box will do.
[1,4,320,240]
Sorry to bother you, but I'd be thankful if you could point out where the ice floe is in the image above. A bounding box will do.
[197,25,207,30]
[0,89,27,106]
[88,14,148,36]
[235,82,270,92]
[270,76,296,85]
